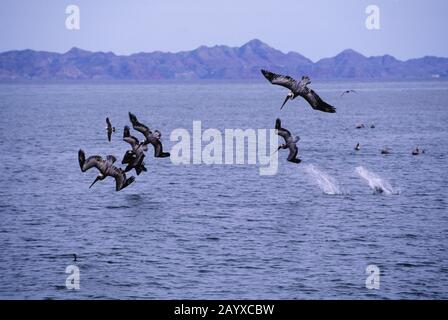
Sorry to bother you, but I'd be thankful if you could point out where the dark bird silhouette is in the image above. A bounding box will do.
[381,148,391,155]
[356,123,365,129]
[128,112,170,158]
[122,125,148,175]
[106,117,116,142]
[355,143,360,151]
[73,254,77,262]
[412,147,424,155]
[275,118,301,164]
[261,69,336,113]
[78,149,135,191]
[341,90,357,97]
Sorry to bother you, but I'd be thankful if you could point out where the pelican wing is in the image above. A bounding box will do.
[150,138,170,158]
[287,144,299,162]
[79,150,104,172]
[106,117,112,127]
[129,112,151,139]
[261,69,298,91]
[123,126,140,148]
[110,166,135,191]
[109,166,126,191]
[299,89,336,113]
[275,118,292,143]
[106,155,117,164]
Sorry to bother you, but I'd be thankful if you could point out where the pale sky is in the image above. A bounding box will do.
[0,0,447,61]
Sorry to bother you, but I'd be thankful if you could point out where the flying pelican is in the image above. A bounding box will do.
[355,143,360,151]
[341,90,357,97]
[275,118,301,164]
[261,69,336,113]
[78,149,135,191]
[122,125,148,175]
[128,112,170,158]
[106,117,116,142]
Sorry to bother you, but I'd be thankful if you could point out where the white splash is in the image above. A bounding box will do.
[304,164,345,195]
[355,166,398,195]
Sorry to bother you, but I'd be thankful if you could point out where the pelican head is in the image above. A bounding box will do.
[281,92,294,110]
[89,174,105,188]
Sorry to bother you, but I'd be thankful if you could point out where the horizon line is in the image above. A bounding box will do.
[1,39,447,63]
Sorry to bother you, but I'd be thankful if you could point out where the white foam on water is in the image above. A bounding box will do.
[304,164,346,195]
[355,166,399,195]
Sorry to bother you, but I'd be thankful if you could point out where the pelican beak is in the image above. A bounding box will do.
[89,176,101,189]
[280,94,291,110]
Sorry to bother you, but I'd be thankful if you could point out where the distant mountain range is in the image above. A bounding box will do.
[1,39,447,80]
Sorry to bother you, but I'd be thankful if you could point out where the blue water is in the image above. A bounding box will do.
[0,81,447,299]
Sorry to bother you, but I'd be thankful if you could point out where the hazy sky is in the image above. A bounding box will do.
[0,0,447,61]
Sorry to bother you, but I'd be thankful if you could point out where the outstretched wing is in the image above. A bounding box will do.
[79,149,103,172]
[275,118,292,143]
[106,117,112,127]
[261,69,298,91]
[129,112,151,140]
[123,126,140,148]
[299,89,336,113]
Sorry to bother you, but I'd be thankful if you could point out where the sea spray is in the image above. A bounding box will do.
[355,166,398,195]
[304,164,346,195]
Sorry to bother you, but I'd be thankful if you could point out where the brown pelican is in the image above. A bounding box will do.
[355,143,360,151]
[106,117,116,142]
[78,149,135,191]
[381,148,391,155]
[275,118,301,164]
[122,125,148,175]
[261,69,336,113]
[370,124,375,129]
[356,123,365,129]
[341,90,357,97]
[128,112,170,158]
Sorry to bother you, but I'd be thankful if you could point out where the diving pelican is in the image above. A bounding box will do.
[275,118,301,164]
[78,149,135,191]
[261,69,336,113]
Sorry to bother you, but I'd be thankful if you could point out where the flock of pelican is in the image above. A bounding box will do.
[78,112,170,191]
[78,69,424,191]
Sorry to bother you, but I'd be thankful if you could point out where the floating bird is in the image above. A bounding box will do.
[128,112,170,158]
[381,148,391,155]
[370,124,375,129]
[105,117,116,142]
[412,147,424,155]
[78,149,135,191]
[356,123,365,129]
[73,254,77,262]
[261,69,336,113]
[122,125,148,175]
[341,90,357,97]
[275,118,301,164]
[355,143,360,151]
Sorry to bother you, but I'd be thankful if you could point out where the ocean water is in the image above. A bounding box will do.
[0,81,447,299]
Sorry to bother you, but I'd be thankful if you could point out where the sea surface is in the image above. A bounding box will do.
[0,81,447,299]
